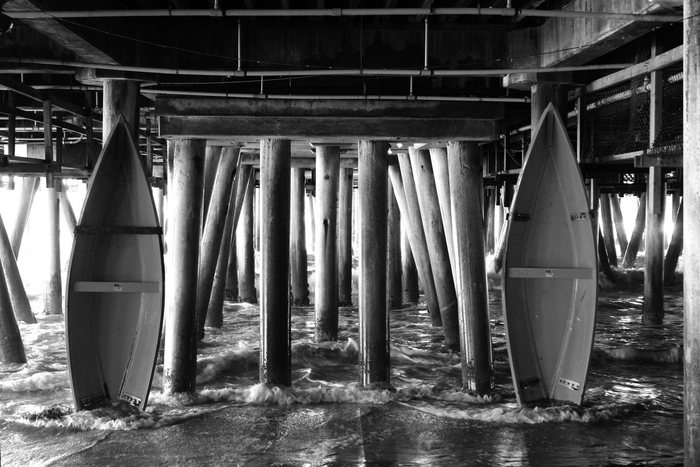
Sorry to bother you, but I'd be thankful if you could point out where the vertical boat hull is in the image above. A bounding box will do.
[502,104,597,406]
[66,119,164,411]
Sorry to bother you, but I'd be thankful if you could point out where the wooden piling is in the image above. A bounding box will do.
[610,194,629,255]
[10,177,39,257]
[290,168,310,306]
[102,79,139,138]
[58,188,77,234]
[358,140,390,387]
[163,139,205,394]
[44,184,62,315]
[260,139,291,386]
[315,146,340,341]
[0,257,26,363]
[484,188,496,254]
[664,198,683,286]
[195,147,241,339]
[643,168,665,324]
[207,165,253,328]
[237,172,257,303]
[0,211,35,323]
[224,234,238,302]
[387,179,402,310]
[401,227,419,303]
[202,146,223,224]
[337,168,354,306]
[389,164,440,325]
[407,148,459,349]
[428,148,455,268]
[623,193,646,268]
[448,141,492,393]
[599,194,618,267]
[684,0,700,461]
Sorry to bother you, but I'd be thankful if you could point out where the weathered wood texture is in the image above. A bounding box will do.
[0,253,26,363]
[44,184,62,315]
[600,194,618,267]
[259,139,291,386]
[290,168,310,306]
[202,146,222,228]
[386,180,402,310]
[664,198,683,286]
[401,227,419,303]
[448,141,492,394]
[236,169,257,303]
[207,165,252,327]
[685,1,700,462]
[358,141,390,387]
[623,193,646,268]
[164,139,205,394]
[10,177,39,257]
[337,168,354,306]
[315,146,340,341]
[389,164,440,326]
[429,148,455,269]
[0,211,35,323]
[407,148,459,349]
[195,147,241,339]
[103,80,139,140]
[610,194,629,255]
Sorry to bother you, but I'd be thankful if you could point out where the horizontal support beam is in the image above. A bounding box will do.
[158,115,498,141]
[157,97,503,120]
[584,45,683,93]
[635,153,683,168]
[240,153,358,168]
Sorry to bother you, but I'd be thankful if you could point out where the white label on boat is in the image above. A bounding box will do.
[545,269,554,278]
[558,377,580,391]
[113,283,123,292]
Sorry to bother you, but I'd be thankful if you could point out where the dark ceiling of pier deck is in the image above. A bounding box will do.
[0,0,684,154]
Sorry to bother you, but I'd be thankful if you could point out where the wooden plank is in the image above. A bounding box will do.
[507,267,596,280]
[634,153,683,167]
[158,115,497,141]
[73,281,161,293]
[585,45,683,93]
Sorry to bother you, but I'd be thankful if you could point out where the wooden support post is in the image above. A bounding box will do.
[306,193,315,254]
[643,37,665,325]
[448,141,492,394]
[358,140,389,387]
[290,168,309,306]
[408,148,459,349]
[401,226,419,303]
[163,139,205,394]
[428,148,455,269]
[58,187,77,234]
[484,188,496,254]
[315,146,340,341]
[224,234,238,302]
[0,212,35,323]
[237,170,257,303]
[599,194,618,267]
[389,163,440,325]
[207,165,252,328]
[598,229,614,281]
[44,183,62,315]
[664,198,683,286]
[623,193,646,268]
[610,194,629,256]
[10,177,39,257]
[337,168,354,306]
[259,139,291,387]
[684,1,700,461]
[531,82,567,130]
[102,79,139,139]
[202,146,223,228]
[387,179,402,310]
[0,254,26,363]
[195,147,241,339]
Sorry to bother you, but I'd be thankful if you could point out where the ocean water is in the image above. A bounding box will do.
[0,183,685,465]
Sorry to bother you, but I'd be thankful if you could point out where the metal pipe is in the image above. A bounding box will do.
[237,19,242,72]
[140,88,529,102]
[0,58,631,78]
[423,17,429,70]
[1,8,682,22]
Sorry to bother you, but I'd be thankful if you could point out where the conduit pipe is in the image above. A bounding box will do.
[1,8,682,22]
[139,88,530,103]
[0,58,631,78]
